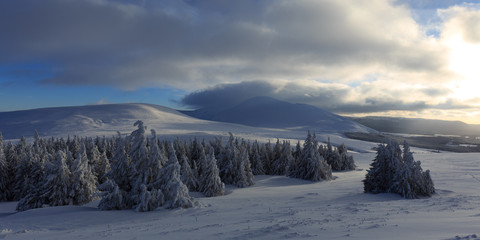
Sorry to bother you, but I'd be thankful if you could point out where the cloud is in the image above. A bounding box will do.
[0,0,451,90]
[180,80,474,114]
[439,4,480,43]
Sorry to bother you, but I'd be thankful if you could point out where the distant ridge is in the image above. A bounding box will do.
[183,96,372,133]
[353,116,480,136]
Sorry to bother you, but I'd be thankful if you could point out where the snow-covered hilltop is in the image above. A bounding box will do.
[184,96,372,133]
[0,100,372,142]
[0,103,275,140]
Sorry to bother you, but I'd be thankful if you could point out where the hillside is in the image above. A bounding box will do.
[184,96,372,133]
[353,116,480,136]
[0,103,288,141]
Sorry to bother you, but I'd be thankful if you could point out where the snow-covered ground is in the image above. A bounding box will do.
[1,103,479,239]
[1,149,479,240]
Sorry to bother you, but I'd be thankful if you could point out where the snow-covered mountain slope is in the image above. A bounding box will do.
[1,150,479,240]
[0,103,290,141]
[0,103,371,147]
[184,96,372,133]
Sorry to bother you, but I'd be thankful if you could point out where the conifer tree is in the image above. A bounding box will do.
[108,134,131,192]
[0,133,10,201]
[71,144,98,205]
[13,145,32,200]
[236,146,255,187]
[128,120,149,196]
[17,150,72,211]
[96,149,111,184]
[249,140,265,175]
[179,151,198,192]
[199,147,225,197]
[146,130,163,185]
[97,179,126,210]
[292,131,332,181]
[364,140,434,198]
[153,143,195,209]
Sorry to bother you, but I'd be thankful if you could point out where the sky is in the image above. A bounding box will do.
[1,0,480,124]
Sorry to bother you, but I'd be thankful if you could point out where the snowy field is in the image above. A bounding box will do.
[1,103,479,239]
[1,149,479,240]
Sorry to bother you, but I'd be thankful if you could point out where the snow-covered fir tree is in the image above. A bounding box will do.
[291,131,332,181]
[136,183,163,212]
[96,148,111,184]
[262,141,273,175]
[108,133,131,192]
[321,139,356,171]
[17,150,72,211]
[235,146,255,188]
[153,143,195,209]
[71,144,98,205]
[0,132,10,201]
[364,140,435,199]
[128,120,149,201]
[199,147,225,197]
[179,150,198,192]
[13,144,32,200]
[219,133,237,185]
[272,141,292,175]
[364,140,402,194]
[145,130,163,186]
[337,144,356,171]
[249,140,265,175]
[97,179,126,210]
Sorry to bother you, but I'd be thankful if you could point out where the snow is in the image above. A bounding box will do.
[1,103,479,239]
[1,150,479,239]
[0,103,372,147]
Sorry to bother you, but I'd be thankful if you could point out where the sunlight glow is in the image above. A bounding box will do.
[447,35,480,100]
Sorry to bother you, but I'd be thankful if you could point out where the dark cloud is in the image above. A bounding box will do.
[181,80,475,114]
[181,81,276,108]
[0,0,450,90]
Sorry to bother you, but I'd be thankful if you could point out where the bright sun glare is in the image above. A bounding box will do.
[448,35,480,101]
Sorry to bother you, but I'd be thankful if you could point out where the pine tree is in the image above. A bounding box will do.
[337,144,356,171]
[0,132,10,201]
[13,145,32,200]
[17,150,72,211]
[249,140,265,175]
[292,131,332,181]
[145,130,163,186]
[288,141,302,177]
[108,134,131,192]
[199,147,225,197]
[96,148,111,184]
[71,144,98,205]
[364,140,434,199]
[153,143,195,209]
[236,146,254,187]
[97,179,127,210]
[128,120,149,198]
[272,141,291,175]
[219,133,237,185]
[179,151,198,192]
[136,184,163,212]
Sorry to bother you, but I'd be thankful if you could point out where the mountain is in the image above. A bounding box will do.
[353,116,480,136]
[183,96,372,133]
[0,103,282,140]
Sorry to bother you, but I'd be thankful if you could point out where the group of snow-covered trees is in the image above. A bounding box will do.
[0,123,357,212]
[364,140,435,199]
